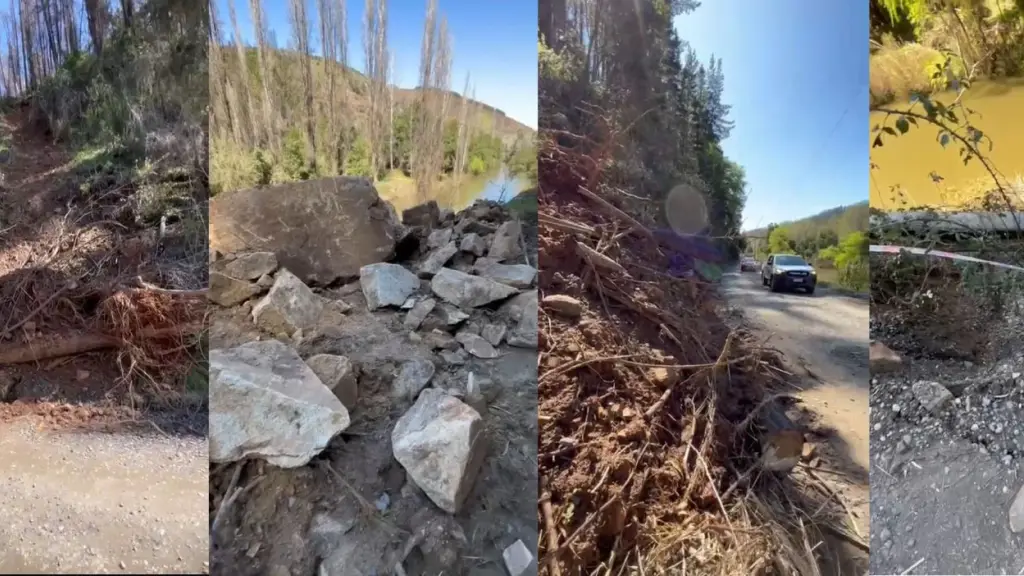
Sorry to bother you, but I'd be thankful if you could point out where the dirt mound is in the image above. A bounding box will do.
[0,104,207,423]
[536,148,862,574]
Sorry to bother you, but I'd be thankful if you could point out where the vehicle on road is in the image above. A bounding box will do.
[761,253,817,294]
[739,257,758,272]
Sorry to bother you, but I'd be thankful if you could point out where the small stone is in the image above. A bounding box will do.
[456,331,500,359]
[543,294,584,318]
[911,380,953,414]
[502,539,535,576]
[392,357,436,400]
[440,349,468,365]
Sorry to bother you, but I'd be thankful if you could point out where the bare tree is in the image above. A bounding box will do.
[412,0,452,200]
[249,0,277,152]
[363,0,388,180]
[319,0,336,171]
[228,0,254,147]
[453,71,470,190]
[288,0,315,171]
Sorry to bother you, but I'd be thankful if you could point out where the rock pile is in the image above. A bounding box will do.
[208,189,538,576]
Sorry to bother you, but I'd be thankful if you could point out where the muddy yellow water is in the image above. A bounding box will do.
[869,79,1024,211]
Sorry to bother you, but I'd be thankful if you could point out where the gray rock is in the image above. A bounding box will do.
[459,233,487,256]
[456,331,500,359]
[427,227,453,250]
[543,294,584,318]
[404,298,437,330]
[402,201,441,227]
[223,251,278,280]
[438,303,470,326]
[360,263,420,310]
[1011,483,1024,533]
[417,242,459,278]
[306,354,359,410]
[912,380,954,414]
[430,268,519,308]
[480,323,507,347]
[503,291,538,348]
[392,388,486,513]
[392,357,436,400]
[488,220,523,261]
[474,258,537,288]
[209,271,262,307]
[251,269,324,335]
[210,340,350,467]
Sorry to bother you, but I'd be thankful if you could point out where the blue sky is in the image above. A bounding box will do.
[213,0,538,128]
[674,1,868,231]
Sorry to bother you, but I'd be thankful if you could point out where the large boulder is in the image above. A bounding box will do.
[210,340,350,467]
[209,177,401,284]
[392,388,486,513]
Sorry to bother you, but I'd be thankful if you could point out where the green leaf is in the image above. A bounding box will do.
[883,126,897,136]
[895,117,910,134]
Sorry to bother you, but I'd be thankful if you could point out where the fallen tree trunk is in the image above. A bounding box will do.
[0,323,204,365]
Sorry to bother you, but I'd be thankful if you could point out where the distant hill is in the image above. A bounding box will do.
[216,47,534,144]
[745,201,869,240]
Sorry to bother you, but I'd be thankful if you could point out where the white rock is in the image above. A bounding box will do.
[456,331,500,359]
[210,340,350,467]
[392,388,486,513]
[431,268,519,308]
[251,268,324,335]
[474,258,537,288]
[502,539,535,576]
[489,220,523,261]
[306,354,359,410]
[360,263,420,310]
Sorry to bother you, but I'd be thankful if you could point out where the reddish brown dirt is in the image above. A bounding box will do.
[536,190,786,574]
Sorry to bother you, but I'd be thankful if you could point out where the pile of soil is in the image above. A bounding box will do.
[0,101,206,430]
[208,195,539,576]
[535,147,861,574]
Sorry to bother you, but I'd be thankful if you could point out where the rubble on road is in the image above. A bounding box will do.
[208,191,538,576]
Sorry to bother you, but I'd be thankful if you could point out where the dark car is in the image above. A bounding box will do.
[761,253,817,294]
[739,257,758,272]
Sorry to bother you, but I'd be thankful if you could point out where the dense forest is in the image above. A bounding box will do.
[870,0,1024,105]
[210,0,537,203]
[539,0,747,258]
[748,202,870,290]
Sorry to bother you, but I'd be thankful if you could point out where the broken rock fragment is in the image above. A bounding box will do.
[488,220,523,261]
[392,357,437,400]
[360,262,420,310]
[305,354,359,410]
[430,268,518,308]
[210,340,350,467]
[417,242,459,277]
[911,380,953,414]
[251,268,324,335]
[474,258,537,289]
[209,271,262,307]
[223,251,278,280]
[392,388,486,513]
[503,291,538,348]
[456,331,500,359]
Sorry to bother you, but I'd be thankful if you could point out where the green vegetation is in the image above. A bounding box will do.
[870,1,1024,209]
[870,0,1024,105]
[749,203,870,291]
[540,0,747,259]
[210,0,536,209]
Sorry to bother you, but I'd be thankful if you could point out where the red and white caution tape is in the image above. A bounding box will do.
[871,244,1024,274]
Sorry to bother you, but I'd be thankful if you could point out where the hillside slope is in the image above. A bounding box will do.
[745,201,869,239]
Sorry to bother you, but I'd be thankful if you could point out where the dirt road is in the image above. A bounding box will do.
[0,420,209,574]
[722,270,870,571]
[722,271,870,470]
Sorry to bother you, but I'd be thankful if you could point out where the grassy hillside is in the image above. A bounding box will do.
[745,201,869,242]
